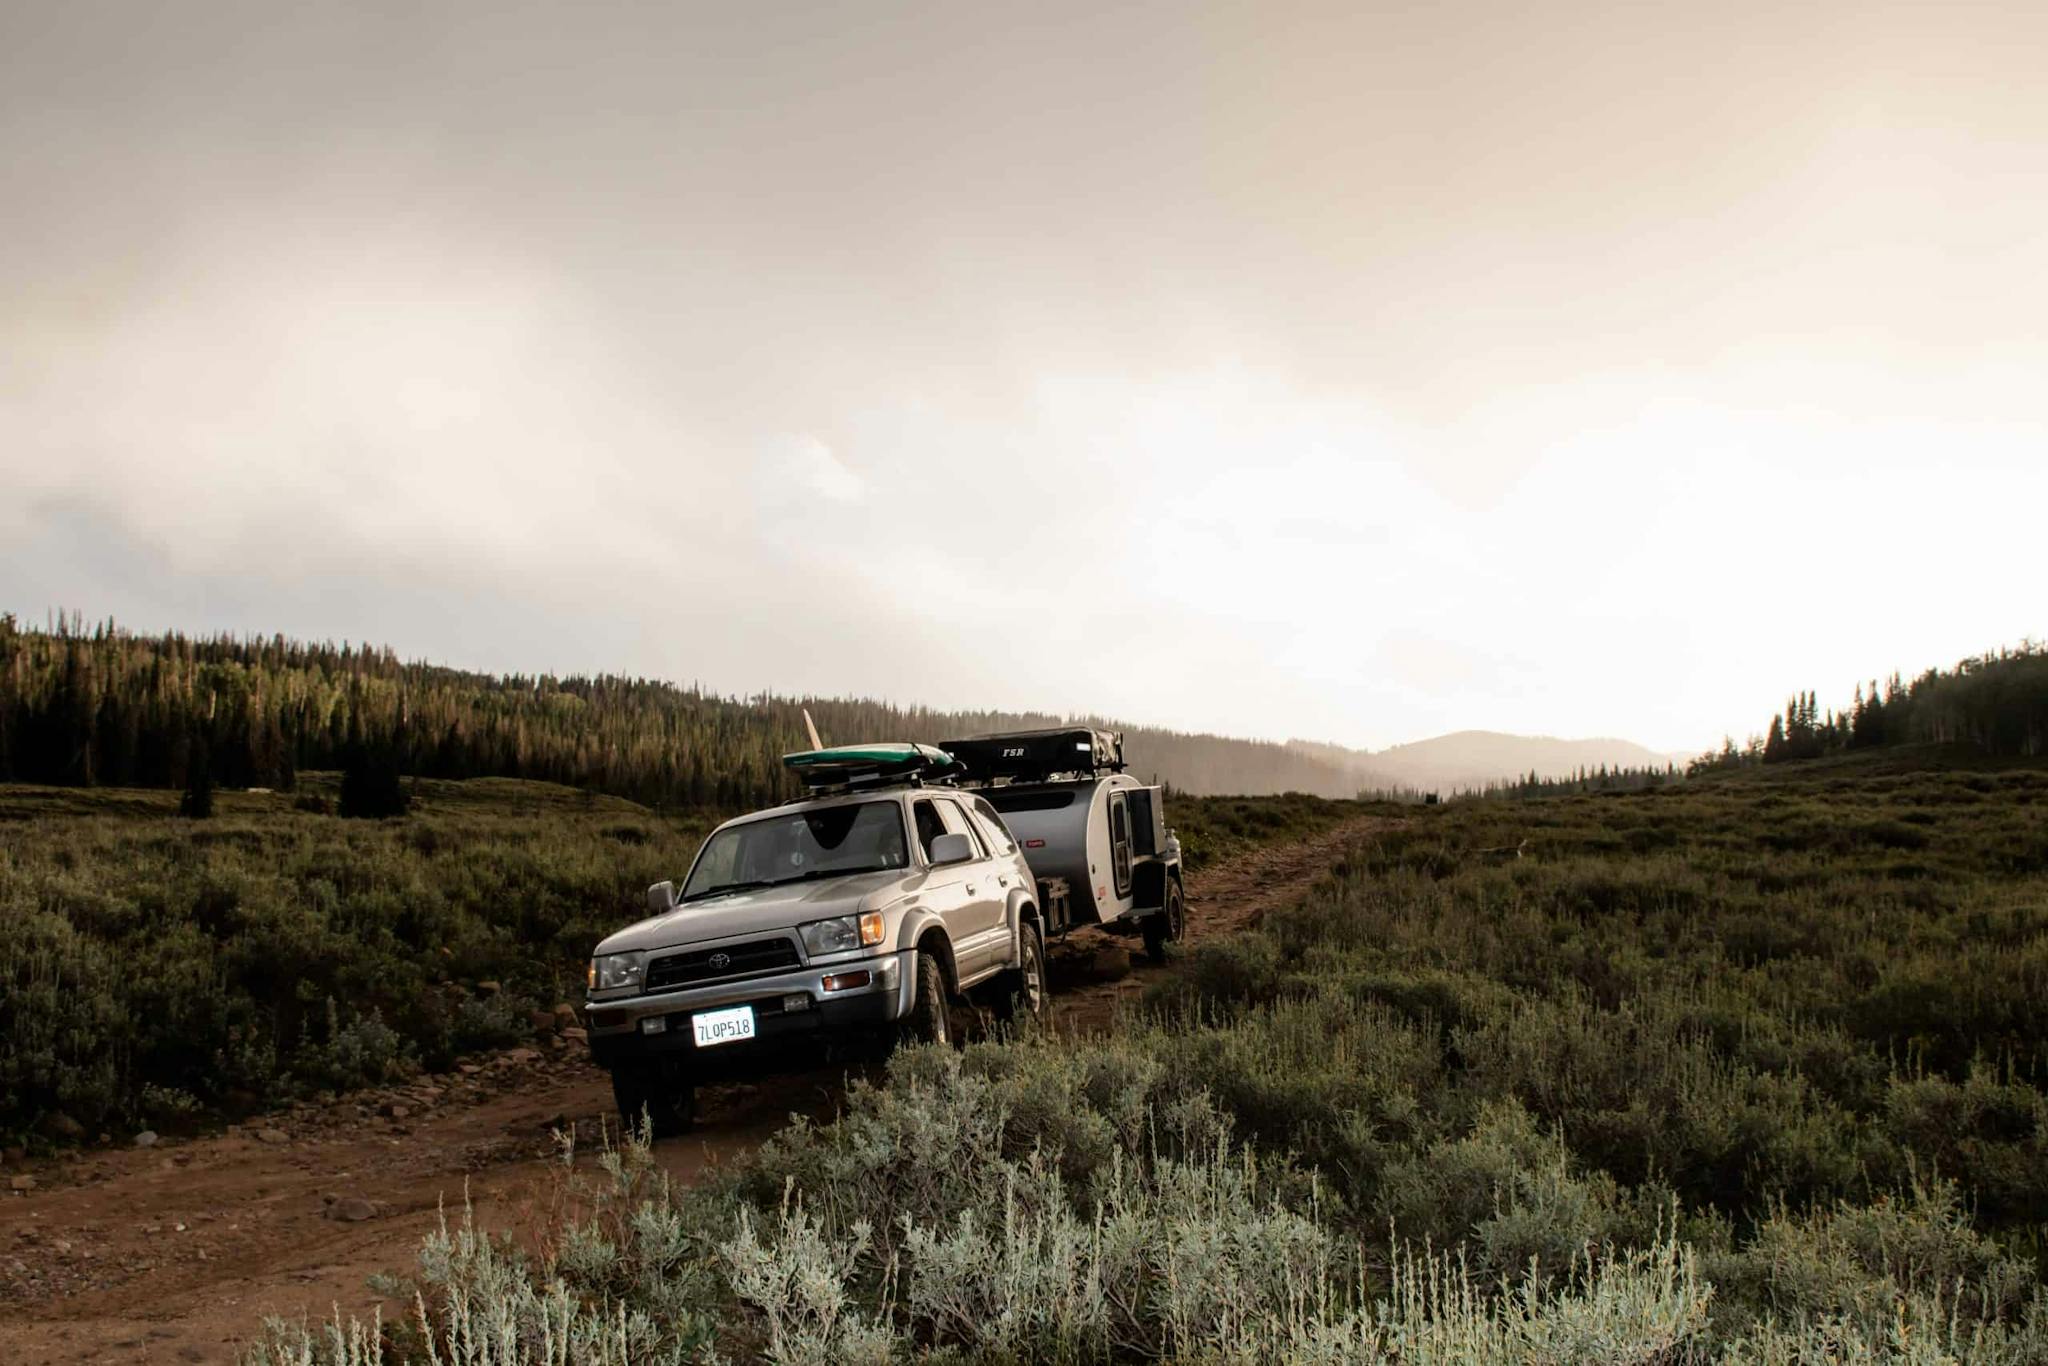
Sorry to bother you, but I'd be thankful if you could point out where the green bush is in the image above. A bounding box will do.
[0,777,718,1138]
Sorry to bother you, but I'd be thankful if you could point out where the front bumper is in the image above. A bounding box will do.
[585,949,910,1080]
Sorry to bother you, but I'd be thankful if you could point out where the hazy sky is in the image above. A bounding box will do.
[4,1,2044,754]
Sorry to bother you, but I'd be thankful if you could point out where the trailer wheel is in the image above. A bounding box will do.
[609,1062,694,1139]
[994,921,1048,1025]
[900,949,952,1047]
[1141,878,1186,964]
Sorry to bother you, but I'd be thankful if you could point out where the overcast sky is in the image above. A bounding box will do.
[4,1,2044,754]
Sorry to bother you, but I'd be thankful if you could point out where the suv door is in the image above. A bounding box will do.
[935,797,1008,979]
[910,797,978,977]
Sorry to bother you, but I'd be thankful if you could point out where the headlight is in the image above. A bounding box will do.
[799,913,885,956]
[588,950,648,992]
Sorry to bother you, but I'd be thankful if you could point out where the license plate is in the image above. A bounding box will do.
[691,1004,756,1047]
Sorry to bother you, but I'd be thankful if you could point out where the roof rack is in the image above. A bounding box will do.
[781,742,961,794]
[939,728,1125,785]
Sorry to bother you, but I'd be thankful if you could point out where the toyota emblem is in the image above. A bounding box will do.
[708,952,731,970]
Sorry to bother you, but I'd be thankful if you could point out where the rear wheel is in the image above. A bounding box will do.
[1141,877,1186,964]
[899,949,952,1047]
[609,1061,694,1139]
[993,921,1048,1025]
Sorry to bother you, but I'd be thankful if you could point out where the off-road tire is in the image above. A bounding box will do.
[609,1062,695,1139]
[1141,877,1186,965]
[900,949,952,1047]
[993,921,1048,1026]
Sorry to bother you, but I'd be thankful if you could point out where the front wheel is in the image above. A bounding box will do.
[899,949,953,1047]
[609,1061,694,1139]
[1141,878,1186,965]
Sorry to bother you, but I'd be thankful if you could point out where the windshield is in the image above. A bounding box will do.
[682,800,909,902]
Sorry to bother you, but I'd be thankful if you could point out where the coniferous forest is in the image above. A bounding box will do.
[0,614,1388,804]
[1690,641,2048,774]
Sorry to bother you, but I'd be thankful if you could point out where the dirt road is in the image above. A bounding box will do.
[0,815,1384,1364]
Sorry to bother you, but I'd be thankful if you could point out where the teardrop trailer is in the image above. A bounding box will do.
[580,728,1185,1132]
[940,727,1187,961]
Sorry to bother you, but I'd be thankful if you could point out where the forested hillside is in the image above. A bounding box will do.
[1694,641,2048,772]
[0,615,1394,805]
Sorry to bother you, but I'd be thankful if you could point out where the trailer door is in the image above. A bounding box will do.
[1107,790,1133,898]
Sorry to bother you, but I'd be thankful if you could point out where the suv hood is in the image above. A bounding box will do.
[595,868,906,957]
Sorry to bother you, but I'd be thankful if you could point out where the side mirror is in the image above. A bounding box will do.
[928,832,974,866]
[647,880,677,915]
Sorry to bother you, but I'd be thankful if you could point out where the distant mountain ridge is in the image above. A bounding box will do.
[1287,730,1683,794]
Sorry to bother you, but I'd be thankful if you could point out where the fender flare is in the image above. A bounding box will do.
[894,908,960,995]
[1006,886,1043,948]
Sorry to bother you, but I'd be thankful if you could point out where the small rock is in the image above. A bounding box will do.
[476,980,501,996]
[528,1009,558,1035]
[44,1113,86,1142]
[382,1103,410,1120]
[325,1198,377,1222]
[9,1175,35,1192]
[552,1003,578,1026]
[505,1048,538,1065]
[457,1064,481,1076]
[53,1239,72,1255]
[254,1128,289,1145]
[560,1026,588,1043]
[1089,946,1133,982]
[134,1131,159,1149]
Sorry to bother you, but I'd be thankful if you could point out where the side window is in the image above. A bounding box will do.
[969,795,1017,855]
[912,800,947,861]
[937,799,985,857]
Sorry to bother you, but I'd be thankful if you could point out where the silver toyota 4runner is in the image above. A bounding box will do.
[584,745,1047,1134]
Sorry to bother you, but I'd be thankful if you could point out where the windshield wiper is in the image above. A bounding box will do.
[680,879,777,904]
[762,865,894,888]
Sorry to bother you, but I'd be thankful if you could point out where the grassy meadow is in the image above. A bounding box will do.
[0,776,720,1140]
[0,779,1366,1143]
[253,757,2048,1363]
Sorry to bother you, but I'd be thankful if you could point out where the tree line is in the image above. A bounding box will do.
[1692,641,2048,773]
[0,614,1386,807]
[1471,762,1681,799]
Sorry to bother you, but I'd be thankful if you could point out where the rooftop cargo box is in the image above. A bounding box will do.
[940,728,1125,783]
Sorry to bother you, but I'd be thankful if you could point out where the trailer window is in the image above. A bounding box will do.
[988,789,1075,814]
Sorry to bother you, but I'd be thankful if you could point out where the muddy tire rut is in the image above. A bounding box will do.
[0,814,1390,1364]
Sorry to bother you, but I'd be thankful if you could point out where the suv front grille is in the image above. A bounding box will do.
[644,937,801,992]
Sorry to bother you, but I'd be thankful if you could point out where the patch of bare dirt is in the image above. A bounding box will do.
[0,814,1393,1363]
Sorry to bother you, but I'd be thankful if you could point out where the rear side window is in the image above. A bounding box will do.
[968,795,1018,854]
[937,798,985,856]
[989,789,1075,813]
[912,800,947,860]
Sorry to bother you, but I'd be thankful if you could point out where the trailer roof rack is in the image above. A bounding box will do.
[939,727,1125,784]
[781,742,961,793]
